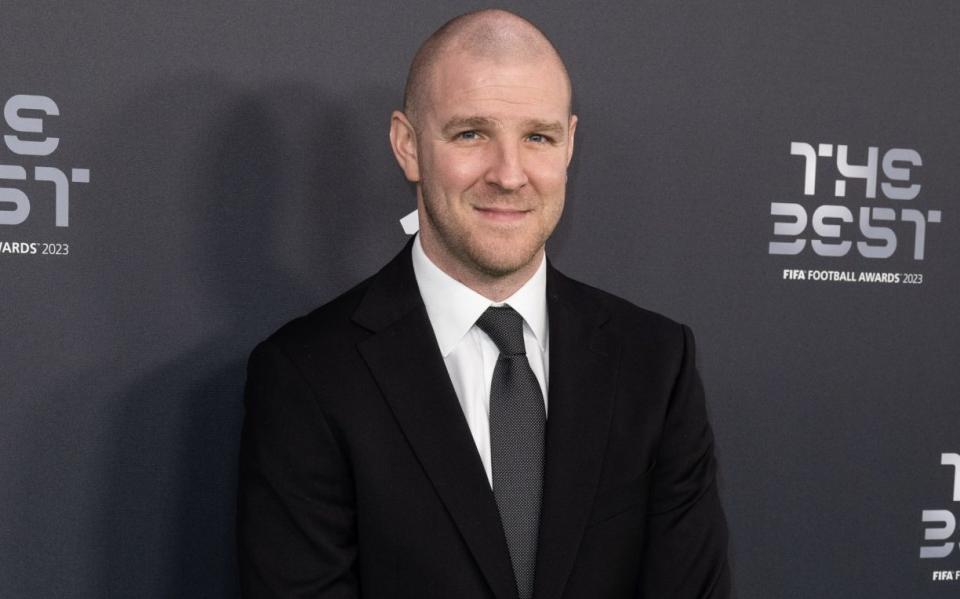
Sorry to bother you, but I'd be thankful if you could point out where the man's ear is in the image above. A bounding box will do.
[390,110,420,183]
[566,114,578,167]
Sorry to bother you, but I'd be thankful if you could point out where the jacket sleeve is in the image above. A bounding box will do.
[639,324,731,598]
[237,339,360,598]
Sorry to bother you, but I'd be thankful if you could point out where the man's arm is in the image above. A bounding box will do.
[237,339,360,598]
[639,324,731,598]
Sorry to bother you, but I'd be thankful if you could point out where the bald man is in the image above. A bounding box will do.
[238,9,730,599]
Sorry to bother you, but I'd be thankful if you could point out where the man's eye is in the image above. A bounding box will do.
[456,130,479,140]
[528,133,552,144]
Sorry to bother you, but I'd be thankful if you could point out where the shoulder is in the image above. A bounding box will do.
[551,266,687,332]
[255,240,416,354]
[252,274,374,365]
[548,266,693,360]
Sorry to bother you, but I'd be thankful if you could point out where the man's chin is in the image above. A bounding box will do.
[469,248,542,279]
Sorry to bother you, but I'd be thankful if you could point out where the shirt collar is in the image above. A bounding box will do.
[411,234,548,357]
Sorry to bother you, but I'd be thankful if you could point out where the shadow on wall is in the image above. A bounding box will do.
[44,74,389,597]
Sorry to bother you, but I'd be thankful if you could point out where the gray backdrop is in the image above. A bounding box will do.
[2,2,958,597]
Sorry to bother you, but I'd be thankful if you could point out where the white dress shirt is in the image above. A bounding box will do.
[411,234,549,487]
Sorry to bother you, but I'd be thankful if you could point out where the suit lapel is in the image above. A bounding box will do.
[353,244,518,599]
[533,265,620,599]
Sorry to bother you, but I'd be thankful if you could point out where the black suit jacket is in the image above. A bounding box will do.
[238,243,730,598]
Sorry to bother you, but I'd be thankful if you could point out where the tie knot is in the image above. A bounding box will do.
[475,306,527,356]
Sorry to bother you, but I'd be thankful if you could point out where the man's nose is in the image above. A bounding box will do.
[484,140,528,191]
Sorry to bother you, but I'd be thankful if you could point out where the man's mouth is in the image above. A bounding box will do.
[474,206,532,223]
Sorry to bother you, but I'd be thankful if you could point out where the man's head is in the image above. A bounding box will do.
[390,9,577,296]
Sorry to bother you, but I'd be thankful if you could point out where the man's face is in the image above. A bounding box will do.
[404,50,576,280]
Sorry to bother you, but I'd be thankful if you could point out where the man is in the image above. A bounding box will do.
[238,9,730,599]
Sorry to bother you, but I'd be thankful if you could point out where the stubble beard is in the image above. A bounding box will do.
[419,185,560,282]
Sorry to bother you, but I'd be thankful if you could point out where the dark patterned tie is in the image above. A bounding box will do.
[475,306,545,599]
